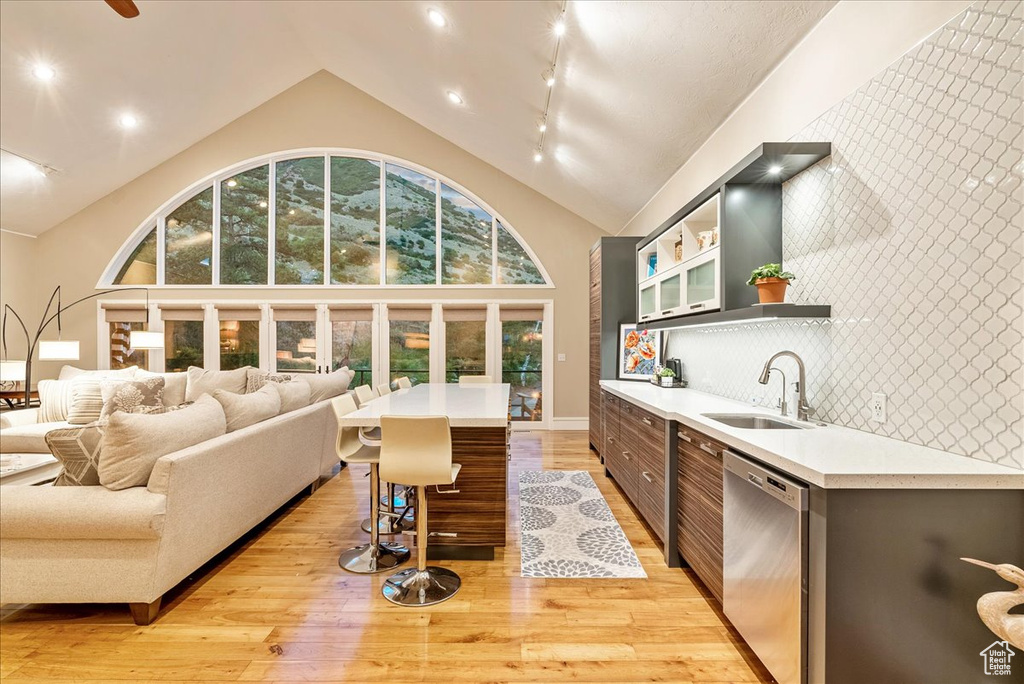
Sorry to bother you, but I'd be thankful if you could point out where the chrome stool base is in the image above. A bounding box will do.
[382,567,461,606]
[338,542,410,574]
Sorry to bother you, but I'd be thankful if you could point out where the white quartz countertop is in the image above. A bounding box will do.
[337,383,511,428]
[600,380,1024,490]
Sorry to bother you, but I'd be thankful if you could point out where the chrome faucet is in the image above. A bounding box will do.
[767,367,788,417]
[758,350,814,422]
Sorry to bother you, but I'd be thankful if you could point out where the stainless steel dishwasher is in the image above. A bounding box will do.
[723,450,809,684]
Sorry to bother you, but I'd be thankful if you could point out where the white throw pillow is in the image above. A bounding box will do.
[296,367,353,403]
[38,379,75,422]
[273,381,311,414]
[185,365,250,402]
[58,365,138,380]
[213,384,281,432]
[98,395,227,490]
[245,368,293,393]
[136,370,187,406]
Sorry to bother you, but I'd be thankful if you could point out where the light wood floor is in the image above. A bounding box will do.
[1,431,770,683]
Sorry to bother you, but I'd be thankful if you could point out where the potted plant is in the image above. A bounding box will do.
[747,263,796,304]
[657,367,676,387]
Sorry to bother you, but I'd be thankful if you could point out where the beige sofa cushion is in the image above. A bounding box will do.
[0,486,166,540]
[45,424,104,486]
[185,366,249,402]
[58,365,138,381]
[245,368,293,393]
[213,384,281,432]
[136,370,187,406]
[98,395,227,490]
[0,421,71,453]
[296,367,353,403]
[273,381,311,414]
[38,379,74,422]
[99,377,165,421]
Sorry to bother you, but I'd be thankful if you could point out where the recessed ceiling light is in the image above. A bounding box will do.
[32,64,56,81]
[533,150,543,163]
[447,90,464,105]
[542,69,555,87]
[226,179,237,187]
[427,8,447,27]
[118,113,139,129]
[768,165,783,175]
[554,19,566,36]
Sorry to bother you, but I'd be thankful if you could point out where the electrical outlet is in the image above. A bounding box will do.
[557,353,566,362]
[870,393,887,424]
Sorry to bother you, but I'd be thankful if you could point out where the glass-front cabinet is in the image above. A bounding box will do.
[637,193,721,322]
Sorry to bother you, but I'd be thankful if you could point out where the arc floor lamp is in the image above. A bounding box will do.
[1,286,163,407]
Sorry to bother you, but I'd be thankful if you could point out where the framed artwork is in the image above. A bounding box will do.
[618,324,661,380]
[646,253,658,278]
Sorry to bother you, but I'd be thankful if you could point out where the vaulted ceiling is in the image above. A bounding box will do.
[0,0,834,236]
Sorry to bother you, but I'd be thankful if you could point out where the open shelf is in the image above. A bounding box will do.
[645,303,831,331]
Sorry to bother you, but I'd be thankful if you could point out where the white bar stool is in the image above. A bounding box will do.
[378,415,462,606]
[353,384,377,406]
[331,395,410,574]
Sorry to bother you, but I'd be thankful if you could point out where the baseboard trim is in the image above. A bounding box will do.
[550,417,589,431]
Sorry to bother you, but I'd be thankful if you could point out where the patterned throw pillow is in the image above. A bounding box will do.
[245,368,292,393]
[129,402,193,415]
[45,423,104,486]
[99,377,165,421]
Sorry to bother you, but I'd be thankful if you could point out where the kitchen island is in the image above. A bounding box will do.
[337,383,511,560]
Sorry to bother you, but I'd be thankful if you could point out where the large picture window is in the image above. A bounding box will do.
[103,150,549,288]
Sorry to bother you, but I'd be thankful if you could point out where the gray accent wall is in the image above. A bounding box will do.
[666,0,1022,469]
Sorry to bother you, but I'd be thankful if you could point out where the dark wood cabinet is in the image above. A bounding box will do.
[635,407,666,541]
[675,422,725,602]
[588,237,640,456]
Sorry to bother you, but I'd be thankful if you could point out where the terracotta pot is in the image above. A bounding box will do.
[755,277,789,304]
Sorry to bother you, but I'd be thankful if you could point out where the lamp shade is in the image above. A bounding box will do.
[129,330,164,350]
[0,360,27,382]
[38,340,80,361]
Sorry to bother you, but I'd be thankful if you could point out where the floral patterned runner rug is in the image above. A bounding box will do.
[518,470,646,578]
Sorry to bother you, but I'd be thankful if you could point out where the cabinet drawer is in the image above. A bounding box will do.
[638,464,665,540]
[619,401,640,444]
[612,444,639,504]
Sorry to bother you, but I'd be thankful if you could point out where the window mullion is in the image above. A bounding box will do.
[212,182,221,286]
[434,178,441,285]
[323,155,331,286]
[268,161,277,286]
[379,162,386,286]
[491,216,498,285]
[156,216,166,286]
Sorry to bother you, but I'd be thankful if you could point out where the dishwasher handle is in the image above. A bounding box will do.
[723,450,808,511]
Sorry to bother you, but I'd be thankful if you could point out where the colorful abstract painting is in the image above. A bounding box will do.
[618,324,661,380]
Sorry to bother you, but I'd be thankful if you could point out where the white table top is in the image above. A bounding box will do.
[338,383,511,428]
[600,380,1024,490]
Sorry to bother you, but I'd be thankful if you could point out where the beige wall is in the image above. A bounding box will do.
[0,231,41,365]
[6,71,606,419]
[620,0,972,237]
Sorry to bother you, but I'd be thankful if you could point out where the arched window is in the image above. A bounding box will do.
[102,149,552,288]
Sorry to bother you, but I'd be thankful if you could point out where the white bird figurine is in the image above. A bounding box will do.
[962,557,1024,648]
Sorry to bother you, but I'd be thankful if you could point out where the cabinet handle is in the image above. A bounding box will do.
[641,417,652,426]
[677,431,692,443]
[700,442,720,458]
[690,304,704,310]
[641,471,653,483]
[661,310,673,315]
[622,451,632,461]
[607,436,615,444]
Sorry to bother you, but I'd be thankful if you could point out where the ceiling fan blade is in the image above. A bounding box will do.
[104,0,140,18]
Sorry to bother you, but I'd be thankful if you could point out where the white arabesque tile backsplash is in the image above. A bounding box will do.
[665,0,1023,469]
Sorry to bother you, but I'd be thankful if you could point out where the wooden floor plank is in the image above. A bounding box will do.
[0,431,769,683]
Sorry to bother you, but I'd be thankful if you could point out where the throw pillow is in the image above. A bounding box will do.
[245,368,293,393]
[58,365,137,380]
[273,380,311,414]
[45,423,104,486]
[67,378,106,425]
[130,402,193,415]
[38,379,75,423]
[184,365,250,402]
[135,370,187,406]
[98,394,226,490]
[213,384,281,432]
[99,377,165,421]
[296,367,353,403]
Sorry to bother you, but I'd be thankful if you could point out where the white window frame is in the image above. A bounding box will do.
[100,148,552,290]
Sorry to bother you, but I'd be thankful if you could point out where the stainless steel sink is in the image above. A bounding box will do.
[701,413,811,430]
